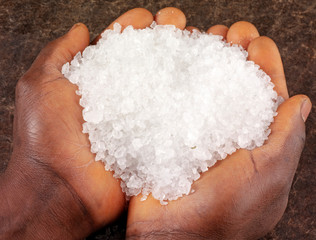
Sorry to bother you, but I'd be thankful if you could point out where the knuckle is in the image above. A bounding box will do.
[272,171,291,193]
[15,63,57,97]
[43,39,59,54]
[16,75,31,98]
[38,40,59,63]
[283,119,306,149]
[41,38,72,66]
[257,123,305,172]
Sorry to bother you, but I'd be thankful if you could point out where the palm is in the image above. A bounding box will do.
[13,7,309,238]
[13,8,154,229]
[16,69,125,226]
[127,147,288,239]
[126,9,308,239]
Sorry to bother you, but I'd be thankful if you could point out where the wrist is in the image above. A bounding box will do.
[0,152,95,239]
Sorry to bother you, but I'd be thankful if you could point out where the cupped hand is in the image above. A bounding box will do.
[126,7,312,240]
[5,8,153,239]
[5,6,312,240]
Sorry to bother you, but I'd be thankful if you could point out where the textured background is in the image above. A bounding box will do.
[0,0,315,239]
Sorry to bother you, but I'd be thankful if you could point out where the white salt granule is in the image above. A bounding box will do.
[62,22,280,204]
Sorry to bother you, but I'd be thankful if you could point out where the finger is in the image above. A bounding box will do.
[155,7,186,30]
[226,21,259,49]
[253,95,311,173]
[247,36,289,99]
[185,26,200,33]
[206,25,229,39]
[32,23,90,71]
[91,8,154,45]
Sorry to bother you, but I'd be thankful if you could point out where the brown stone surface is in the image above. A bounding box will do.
[0,0,315,239]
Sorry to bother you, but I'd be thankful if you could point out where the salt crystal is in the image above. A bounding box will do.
[62,22,280,204]
[83,109,103,124]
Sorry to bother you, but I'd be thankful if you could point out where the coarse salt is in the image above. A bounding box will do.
[62,22,280,204]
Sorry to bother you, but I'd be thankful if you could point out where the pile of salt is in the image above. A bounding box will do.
[62,22,280,204]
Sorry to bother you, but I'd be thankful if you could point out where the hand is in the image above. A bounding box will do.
[126,8,312,240]
[0,8,154,240]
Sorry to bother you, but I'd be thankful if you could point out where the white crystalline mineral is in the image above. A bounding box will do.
[62,22,280,204]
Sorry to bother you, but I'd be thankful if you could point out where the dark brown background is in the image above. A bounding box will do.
[0,0,315,239]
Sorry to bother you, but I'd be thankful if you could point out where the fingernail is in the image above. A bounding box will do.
[301,98,312,122]
[69,23,81,32]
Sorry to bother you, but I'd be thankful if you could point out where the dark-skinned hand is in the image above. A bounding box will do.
[126,8,312,240]
[0,7,311,240]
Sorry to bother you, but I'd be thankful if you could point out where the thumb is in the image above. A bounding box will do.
[32,23,90,71]
[253,94,312,173]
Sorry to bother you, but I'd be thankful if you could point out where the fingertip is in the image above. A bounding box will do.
[155,7,186,30]
[185,26,200,33]
[91,8,154,45]
[108,8,154,30]
[253,94,309,173]
[67,22,90,47]
[69,22,89,33]
[286,94,310,108]
[271,94,309,134]
[226,21,259,49]
[33,22,90,70]
[278,94,312,124]
[299,95,312,122]
[207,25,228,39]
